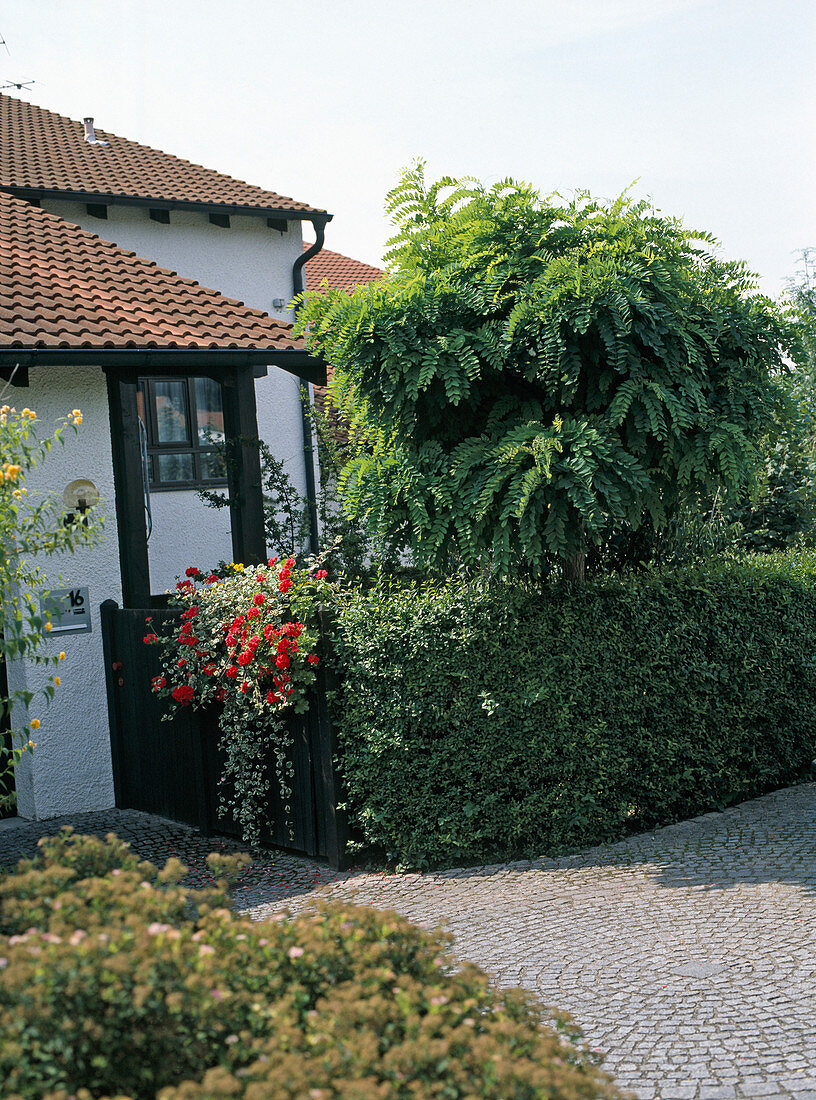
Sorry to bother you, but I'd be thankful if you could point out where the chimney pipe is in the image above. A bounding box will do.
[83,117,96,142]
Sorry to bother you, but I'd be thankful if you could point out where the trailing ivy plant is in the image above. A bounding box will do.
[295,163,794,581]
[146,557,333,848]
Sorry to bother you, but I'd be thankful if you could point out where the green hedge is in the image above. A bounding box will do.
[333,552,816,868]
[1,831,620,1100]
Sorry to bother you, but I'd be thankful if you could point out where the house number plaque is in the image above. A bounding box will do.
[41,587,92,636]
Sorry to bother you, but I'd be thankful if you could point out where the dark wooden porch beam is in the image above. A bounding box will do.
[105,370,151,608]
[222,366,266,566]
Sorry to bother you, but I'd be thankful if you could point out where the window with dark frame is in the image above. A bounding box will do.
[137,376,227,490]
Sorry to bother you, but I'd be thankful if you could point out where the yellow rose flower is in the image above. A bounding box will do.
[30,718,40,730]
[53,676,61,686]
[58,651,66,661]
[44,621,52,632]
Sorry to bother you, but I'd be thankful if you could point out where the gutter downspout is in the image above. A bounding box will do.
[292,215,329,556]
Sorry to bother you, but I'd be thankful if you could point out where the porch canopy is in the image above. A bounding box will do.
[0,190,326,606]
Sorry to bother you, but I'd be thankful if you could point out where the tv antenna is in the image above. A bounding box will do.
[1,79,36,92]
[0,32,10,56]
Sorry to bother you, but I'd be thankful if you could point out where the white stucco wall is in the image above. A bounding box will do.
[8,365,121,819]
[147,489,233,594]
[41,200,312,568]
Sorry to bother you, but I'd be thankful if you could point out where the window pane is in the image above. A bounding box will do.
[153,381,190,444]
[195,378,225,445]
[156,452,195,483]
[200,450,227,481]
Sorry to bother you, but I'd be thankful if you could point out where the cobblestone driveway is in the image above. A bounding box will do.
[2,783,815,1100]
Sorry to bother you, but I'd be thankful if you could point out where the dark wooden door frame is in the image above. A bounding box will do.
[105,364,266,608]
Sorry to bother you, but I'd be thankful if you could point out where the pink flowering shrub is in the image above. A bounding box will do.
[0,832,621,1100]
[148,557,334,847]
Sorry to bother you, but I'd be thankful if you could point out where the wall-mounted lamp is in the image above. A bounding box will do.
[63,478,99,527]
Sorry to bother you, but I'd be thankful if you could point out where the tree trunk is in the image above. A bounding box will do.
[563,550,586,585]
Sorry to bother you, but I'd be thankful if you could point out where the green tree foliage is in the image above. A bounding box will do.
[725,249,816,552]
[296,164,793,578]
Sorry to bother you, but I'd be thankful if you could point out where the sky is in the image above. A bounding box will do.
[1,0,814,297]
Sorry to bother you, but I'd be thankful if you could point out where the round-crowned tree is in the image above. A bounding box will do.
[296,164,794,580]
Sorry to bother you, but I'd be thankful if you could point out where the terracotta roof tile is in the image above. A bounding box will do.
[0,191,303,352]
[0,94,326,216]
[304,244,383,290]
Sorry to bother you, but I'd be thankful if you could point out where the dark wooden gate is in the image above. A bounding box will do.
[100,600,348,867]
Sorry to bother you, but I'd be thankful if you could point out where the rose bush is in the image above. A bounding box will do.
[148,556,334,847]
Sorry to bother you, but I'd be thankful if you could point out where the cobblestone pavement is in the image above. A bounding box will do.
[0,809,342,906]
[2,784,816,1099]
[252,785,816,1100]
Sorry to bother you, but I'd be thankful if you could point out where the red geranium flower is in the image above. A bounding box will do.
[279,578,293,593]
[185,566,200,578]
[253,593,266,606]
[143,634,158,645]
[225,665,238,679]
[314,569,328,580]
[308,654,320,665]
[171,685,195,705]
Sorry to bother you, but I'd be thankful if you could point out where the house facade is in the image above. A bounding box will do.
[0,95,340,820]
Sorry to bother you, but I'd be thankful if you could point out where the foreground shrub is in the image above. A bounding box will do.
[333,552,816,867]
[0,832,620,1100]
